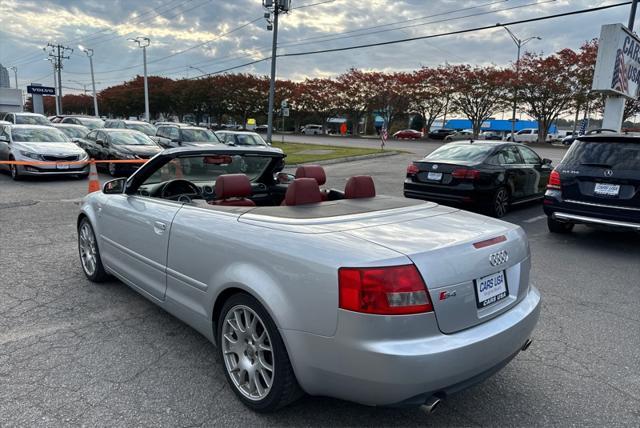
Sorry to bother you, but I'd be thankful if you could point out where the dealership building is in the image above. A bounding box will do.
[444,119,558,135]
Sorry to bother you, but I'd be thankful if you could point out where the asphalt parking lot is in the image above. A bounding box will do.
[1,140,639,426]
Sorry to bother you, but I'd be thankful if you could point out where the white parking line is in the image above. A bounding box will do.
[523,215,546,223]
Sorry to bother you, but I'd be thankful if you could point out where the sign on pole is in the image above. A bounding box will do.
[27,85,56,95]
[592,23,640,99]
[281,107,289,117]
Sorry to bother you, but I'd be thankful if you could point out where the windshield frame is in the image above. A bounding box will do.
[11,127,71,143]
[179,128,221,143]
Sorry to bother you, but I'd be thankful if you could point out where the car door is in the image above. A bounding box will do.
[156,126,172,147]
[99,194,183,300]
[495,146,528,200]
[516,145,551,197]
[82,130,101,158]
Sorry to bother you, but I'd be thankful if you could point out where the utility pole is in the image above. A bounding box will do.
[263,0,291,144]
[8,66,18,89]
[129,37,151,121]
[500,25,541,140]
[79,45,99,117]
[630,0,638,30]
[45,58,60,115]
[45,43,72,114]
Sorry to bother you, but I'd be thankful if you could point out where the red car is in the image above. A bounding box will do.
[393,129,423,140]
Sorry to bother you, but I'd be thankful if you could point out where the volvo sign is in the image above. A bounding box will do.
[27,85,55,95]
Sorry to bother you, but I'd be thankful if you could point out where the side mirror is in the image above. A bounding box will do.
[542,158,552,165]
[275,172,295,184]
[103,177,126,194]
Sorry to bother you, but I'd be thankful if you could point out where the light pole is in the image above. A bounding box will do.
[500,25,540,139]
[78,45,99,117]
[264,0,291,144]
[129,37,151,121]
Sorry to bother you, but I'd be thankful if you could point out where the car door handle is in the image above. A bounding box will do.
[153,221,167,234]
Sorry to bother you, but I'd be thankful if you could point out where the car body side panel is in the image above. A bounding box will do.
[164,205,410,337]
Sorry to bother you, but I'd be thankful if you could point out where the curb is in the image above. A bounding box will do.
[285,150,400,168]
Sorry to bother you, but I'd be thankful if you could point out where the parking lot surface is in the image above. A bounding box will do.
[1,145,639,426]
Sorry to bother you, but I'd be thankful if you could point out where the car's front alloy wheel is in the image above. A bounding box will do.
[78,218,108,282]
[490,187,509,218]
[9,157,20,180]
[218,294,302,412]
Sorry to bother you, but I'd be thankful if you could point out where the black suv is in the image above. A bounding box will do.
[544,134,640,233]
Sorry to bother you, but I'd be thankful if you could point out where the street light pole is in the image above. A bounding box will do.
[79,46,99,117]
[501,25,540,140]
[8,66,18,90]
[630,0,638,30]
[264,1,290,144]
[129,37,151,121]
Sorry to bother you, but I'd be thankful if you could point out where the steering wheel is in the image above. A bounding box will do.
[160,179,201,203]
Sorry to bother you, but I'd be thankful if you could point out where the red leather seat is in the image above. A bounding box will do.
[344,176,376,199]
[282,178,323,206]
[296,165,329,200]
[212,174,256,206]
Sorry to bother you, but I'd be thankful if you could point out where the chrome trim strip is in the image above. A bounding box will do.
[565,199,640,212]
[553,212,640,230]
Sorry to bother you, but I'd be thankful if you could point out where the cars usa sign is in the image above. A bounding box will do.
[592,23,640,99]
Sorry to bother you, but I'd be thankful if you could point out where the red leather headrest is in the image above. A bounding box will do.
[215,174,252,199]
[284,178,322,206]
[344,176,376,199]
[295,165,326,185]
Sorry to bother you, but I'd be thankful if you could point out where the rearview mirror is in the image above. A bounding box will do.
[103,177,126,194]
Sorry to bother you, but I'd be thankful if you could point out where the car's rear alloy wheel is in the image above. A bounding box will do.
[9,158,20,181]
[491,187,509,218]
[78,218,108,282]
[218,294,302,412]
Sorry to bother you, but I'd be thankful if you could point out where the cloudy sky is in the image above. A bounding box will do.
[0,0,633,94]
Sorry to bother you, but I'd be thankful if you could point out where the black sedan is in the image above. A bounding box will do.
[404,141,552,217]
[427,128,456,140]
[78,129,163,176]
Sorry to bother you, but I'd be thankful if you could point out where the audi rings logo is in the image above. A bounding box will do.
[489,250,509,267]
[604,169,613,177]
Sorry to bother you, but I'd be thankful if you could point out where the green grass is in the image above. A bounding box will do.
[271,141,385,164]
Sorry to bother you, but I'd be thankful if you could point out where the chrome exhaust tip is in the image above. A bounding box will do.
[419,396,442,415]
[521,338,533,351]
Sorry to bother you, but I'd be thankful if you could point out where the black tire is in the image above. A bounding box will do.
[78,218,109,282]
[217,293,302,412]
[486,187,509,218]
[9,157,20,181]
[547,217,574,233]
[75,172,89,179]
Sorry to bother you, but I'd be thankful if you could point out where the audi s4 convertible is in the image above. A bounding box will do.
[77,146,540,413]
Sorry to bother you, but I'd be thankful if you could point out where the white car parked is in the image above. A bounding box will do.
[507,128,554,143]
[301,124,323,135]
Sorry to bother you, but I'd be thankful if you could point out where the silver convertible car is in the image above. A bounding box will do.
[77,146,540,413]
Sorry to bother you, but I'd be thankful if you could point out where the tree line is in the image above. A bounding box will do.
[32,39,640,142]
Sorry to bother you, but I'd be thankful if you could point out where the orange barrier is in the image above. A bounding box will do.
[87,162,100,193]
[0,159,148,166]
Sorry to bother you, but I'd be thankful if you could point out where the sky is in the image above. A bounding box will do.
[0,0,633,95]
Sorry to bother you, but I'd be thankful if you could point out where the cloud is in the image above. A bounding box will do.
[0,0,631,92]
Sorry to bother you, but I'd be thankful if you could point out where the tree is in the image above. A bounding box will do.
[448,65,509,138]
[295,78,340,133]
[335,68,374,134]
[406,67,449,132]
[516,49,580,142]
[366,71,410,131]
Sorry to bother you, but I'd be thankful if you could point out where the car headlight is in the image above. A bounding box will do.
[19,150,42,160]
[78,151,89,160]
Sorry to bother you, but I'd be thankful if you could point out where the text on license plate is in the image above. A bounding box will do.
[427,172,442,181]
[56,163,70,170]
[474,271,508,308]
[594,183,620,196]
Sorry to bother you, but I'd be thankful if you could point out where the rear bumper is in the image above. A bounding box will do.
[404,180,483,204]
[282,286,541,406]
[551,211,640,230]
[544,195,640,230]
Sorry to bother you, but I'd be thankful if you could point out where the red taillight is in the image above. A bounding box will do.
[547,170,561,190]
[338,265,433,315]
[451,168,481,180]
[473,235,507,249]
[406,164,419,175]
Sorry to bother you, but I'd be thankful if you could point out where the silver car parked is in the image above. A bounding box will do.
[77,147,540,413]
[0,124,89,180]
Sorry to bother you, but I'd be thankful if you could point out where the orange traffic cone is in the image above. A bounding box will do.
[87,161,100,193]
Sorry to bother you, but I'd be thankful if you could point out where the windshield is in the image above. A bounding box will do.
[180,128,219,143]
[11,127,70,143]
[76,118,105,129]
[233,133,267,146]
[109,131,156,146]
[426,144,494,163]
[126,122,157,136]
[16,115,50,126]
[58,126,89,139]
[563,140,640,170]
[142,154,277,186]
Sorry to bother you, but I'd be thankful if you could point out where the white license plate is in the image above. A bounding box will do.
[474,271,508,308]
[594,183,620,196]
[427,172,443,181]
[56,163,70,170]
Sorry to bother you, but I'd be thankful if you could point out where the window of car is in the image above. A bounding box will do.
[180,128,218,142]
[563,140,640,171]
[57,126,89,139]
[426,144,495,163]
[517,146,542,164]
[234,133,267,146]
[86,130,98,142]
[496,146,523,165]
[108,131,156,146]
[10,127,70,143]
[75,117,105,129]
[125,122,156,136]
[0,125,9,140]
[165,126,179,140]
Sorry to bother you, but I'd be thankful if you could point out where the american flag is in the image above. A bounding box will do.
[578,118,588,135]
[380,126,388,150]
[611,49,629,94]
